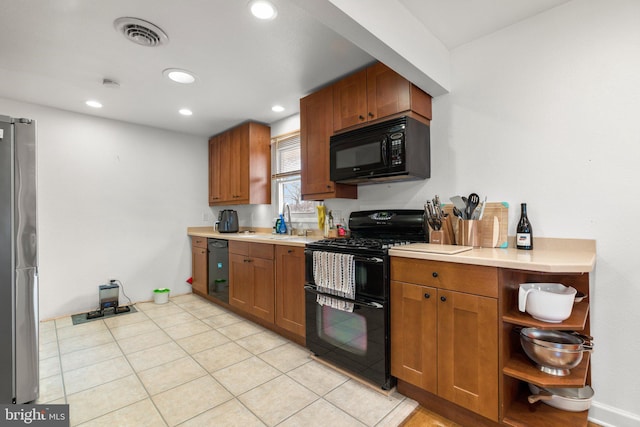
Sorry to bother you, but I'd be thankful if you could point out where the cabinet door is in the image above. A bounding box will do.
[210,132,232,205]
[391,280,437,393]
[437,290,499,421]
[275,246,306,338]
[229,253,252,313]
[301,86,333,196]
[300,87,357,200]
[209,136,221,204]
[333,68,368,132]
[366,62,411,121]
[250,256,275,323]
[191,243,208,295]
[229,124,249,203]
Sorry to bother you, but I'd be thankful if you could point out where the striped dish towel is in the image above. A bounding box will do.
[313,251,355,312]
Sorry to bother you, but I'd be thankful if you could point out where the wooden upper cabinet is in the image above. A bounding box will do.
[332,68,368,131]
[333,62,432,133]
[300,86,357,200]
[208,121,270,206]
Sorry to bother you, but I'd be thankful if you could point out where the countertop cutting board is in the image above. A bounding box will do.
[393,243,473,255]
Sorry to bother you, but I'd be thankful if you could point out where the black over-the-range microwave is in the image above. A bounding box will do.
[329,115,430,184]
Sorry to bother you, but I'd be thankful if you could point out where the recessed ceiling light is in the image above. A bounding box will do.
[271,105,285,112]
[163,68,197,84]
[249,0,277,20]
[86,100,103,108]
[179,108,193,116]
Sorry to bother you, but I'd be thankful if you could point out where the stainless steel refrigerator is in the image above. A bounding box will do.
[0,115,38,404]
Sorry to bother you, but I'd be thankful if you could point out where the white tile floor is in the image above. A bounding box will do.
[38,294,417,426]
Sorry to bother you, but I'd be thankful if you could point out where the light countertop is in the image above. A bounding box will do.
[389,238,596,273]
[188,227,595,273]
[187,226,321,247]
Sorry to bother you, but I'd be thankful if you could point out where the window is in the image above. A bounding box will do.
[272,131,316,220]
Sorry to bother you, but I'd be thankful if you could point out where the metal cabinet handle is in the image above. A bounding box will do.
[358,115,365,120]
[424,293,430,299]
[432,272,438,278]
[440,296,447,302]
[368,112,374,118]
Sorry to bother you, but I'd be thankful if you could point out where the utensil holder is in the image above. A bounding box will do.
[442,216,455,245]
[458,219,480,247]
[429,230,445,244]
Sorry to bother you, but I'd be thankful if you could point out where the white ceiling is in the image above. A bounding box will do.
[0,0,570,137]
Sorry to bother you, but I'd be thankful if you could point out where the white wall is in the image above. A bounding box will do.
[351,1,640,424]
[0,97,210,320]
[257,1,640,424]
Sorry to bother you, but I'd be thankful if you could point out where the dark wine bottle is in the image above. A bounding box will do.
[516,203,533,250]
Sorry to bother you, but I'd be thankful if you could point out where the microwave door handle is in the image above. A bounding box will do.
[381,136,389,166]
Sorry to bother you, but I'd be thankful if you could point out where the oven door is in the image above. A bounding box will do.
[304,249,388,301]
[304,285,393,390]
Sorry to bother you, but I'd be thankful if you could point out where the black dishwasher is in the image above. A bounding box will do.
[208,239,229,303]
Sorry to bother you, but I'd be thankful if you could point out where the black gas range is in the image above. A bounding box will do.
[304,209,426,390]
[306,209,427,254]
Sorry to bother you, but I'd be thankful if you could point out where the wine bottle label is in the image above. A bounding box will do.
[516,233,531,246]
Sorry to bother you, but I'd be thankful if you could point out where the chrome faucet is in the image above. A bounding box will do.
[285,204,293,235]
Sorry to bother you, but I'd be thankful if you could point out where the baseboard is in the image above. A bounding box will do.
[589,401,640,427]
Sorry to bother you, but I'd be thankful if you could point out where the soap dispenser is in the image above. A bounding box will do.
[277,214,287,234]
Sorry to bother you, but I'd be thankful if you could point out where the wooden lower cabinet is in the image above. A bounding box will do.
[191,237,208,295]
[437,289,498,420]
[275,246,306,339]
[391,257,499,422]
[229,241,274,323]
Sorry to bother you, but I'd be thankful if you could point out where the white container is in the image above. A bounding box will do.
[153,288,170,304]
[518,283,576,323]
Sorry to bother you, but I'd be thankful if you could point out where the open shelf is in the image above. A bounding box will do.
[503,352,590,388]
[503,301,589,330]
[502,386,589,427]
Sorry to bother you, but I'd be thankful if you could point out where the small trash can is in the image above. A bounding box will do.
[153,288,170,304]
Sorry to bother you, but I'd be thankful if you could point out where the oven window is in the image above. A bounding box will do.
[335,141,382,169]
[316,305,367,356]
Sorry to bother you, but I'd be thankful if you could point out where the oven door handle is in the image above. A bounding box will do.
[353,256,384,264]
[304,284,384,309]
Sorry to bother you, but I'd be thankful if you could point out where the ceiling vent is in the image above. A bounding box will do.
[114,17,168,47]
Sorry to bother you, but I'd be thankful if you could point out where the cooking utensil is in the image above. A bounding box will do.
[574,292,588,303]
[520,328,593,376]
[477,196,487,220]
[450,196,467,217]
[466,193,480,219]
[528,383,594,412]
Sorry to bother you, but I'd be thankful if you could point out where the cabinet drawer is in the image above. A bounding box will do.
[192,236,208,249]
[391,258,498,298]
[229,240,274,260]
[250,242,274,260]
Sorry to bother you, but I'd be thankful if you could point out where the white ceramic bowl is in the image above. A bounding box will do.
[518,283,577,323]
